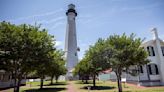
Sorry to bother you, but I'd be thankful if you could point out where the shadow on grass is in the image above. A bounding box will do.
[44,82,67,86]
[123,86,129,88]
[23,88,66,92]
[75,80,101,84]
[75,82,93,84]
[81,86,115,90]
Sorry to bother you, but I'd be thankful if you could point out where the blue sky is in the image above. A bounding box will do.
[0,0,164,59]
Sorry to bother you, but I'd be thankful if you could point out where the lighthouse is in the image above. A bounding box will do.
[65,4,78,80]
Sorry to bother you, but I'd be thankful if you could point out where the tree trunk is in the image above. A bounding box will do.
[93,74,96,87]
[13,65,17,92]
[40,77,44,89]
[56,79,58,83]
[116,72,122,92]
[16,79,21,92]
[81,77,84,83]
[85,76,88,84]
[85,79,88,84]
[14,78,17,92]
[14,78,21,92]
[55,76,58,83]
[50,75,54,85]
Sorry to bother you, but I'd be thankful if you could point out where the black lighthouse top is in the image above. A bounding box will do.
[66,4,77,16]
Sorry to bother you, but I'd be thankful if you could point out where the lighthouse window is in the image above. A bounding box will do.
[147,46,155,56]
[161,47,164,56]
[148,64,159,75]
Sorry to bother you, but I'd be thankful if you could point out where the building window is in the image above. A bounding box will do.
[0,74,3,81]
[161,47,164,56]
[148,64,159,75]
[147,46,155,56]
[139,66,143,73]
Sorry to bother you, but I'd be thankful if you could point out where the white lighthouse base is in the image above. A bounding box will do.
[65,72,78,80]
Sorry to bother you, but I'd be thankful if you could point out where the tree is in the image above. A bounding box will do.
[103,33,149,92]
[81,33,149,92]
[84,39,110,87]
[32,27,55,89]
[73,57,91,84]
[46,50,67,85]
[54,60,67,83]
[0,21,55,92]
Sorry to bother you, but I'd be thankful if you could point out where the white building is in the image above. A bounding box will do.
[110,28,164,86]
[65,4,79,80]
[0,70,26,89]
[0,70,13,89]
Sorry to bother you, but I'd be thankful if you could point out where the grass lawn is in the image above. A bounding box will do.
[1,81,67,92]
[1,80,164,92]
[73,80,164,92]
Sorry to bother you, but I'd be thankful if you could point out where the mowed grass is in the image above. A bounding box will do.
[73,80,164,92]
[1,81,67,92]
[1,80,164,92]
[21,81,67,92]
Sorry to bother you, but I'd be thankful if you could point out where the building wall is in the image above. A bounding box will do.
[0,71,26,89]
[139,65,149,81]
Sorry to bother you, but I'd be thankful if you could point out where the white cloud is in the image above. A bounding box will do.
[56,41,63,47]
[49,21,65,30]
[38,16,65,25]
[9,8,64,22]
[160,35,164,40]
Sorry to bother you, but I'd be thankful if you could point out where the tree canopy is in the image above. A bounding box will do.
[0,21,56,92]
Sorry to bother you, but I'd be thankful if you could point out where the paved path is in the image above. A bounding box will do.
[67,81,76,92]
